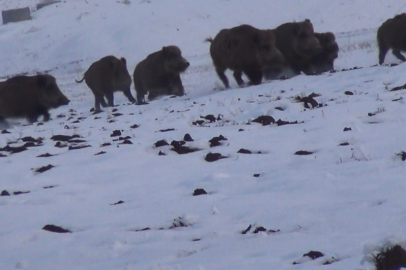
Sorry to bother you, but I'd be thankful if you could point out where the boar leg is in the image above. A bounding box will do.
[392,49,406,62]
[41,110,50,122]
[137,92,148,105]
[122,88,136,103]
[378,45,389,65]
[215,67,229,88]
[0,117,9,129]
[94,95,105,112]
[244,67,262,85]
[233,71,245,86]
[105,92,114,107]
[27,114,39,123]
[170,76,185,96]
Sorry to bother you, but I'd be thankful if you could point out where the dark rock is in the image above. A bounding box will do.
[43,186,55,189]
[158,151,166,156]
[276,119,300,126]
[8,145,28,154]
[13,191,30,195]
[21,136,42,143]
[238,148,252,154]
[252,115,275,126]
[134,227,151,232]
[51,134,80,141]
[100,143,112,147]
[120,139,133,145]
[170,140,186,148]
[113,113,123,117]
[35,164,54,173]
[158,128,175,132]
[303,251,324,260]
[294,150,314,155]
[130,124,140,129]
[373,245,406,270]
[117,136,131,141]
[397,151,406,161]
[298,96,319,109]
[95,151,106,155]
[339,142,350,146]
[205,152,227,162]
[1,130,11,134]
[184,133,194,141]
[390,83,406,92]
[209,135,227,147]
[110,200,124,205]
[110,130,122,137]
[1,190,10,196]
[241,225,252,234]
[171,146,199,154]
[193,188,207,196]
[343,127,352,132]
[253,174,261,177]
[68,144,91,150]
[253,226,267,234]
[42,224,71,233]
[23,142,41,148]
[201,114,216,123]
[344,91,354,95]
[155,140,169,147]
[275,106,285,111]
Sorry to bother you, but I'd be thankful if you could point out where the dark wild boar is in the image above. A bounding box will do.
[133,46,190,104]
[302,32,339,75]
[0,74,69,126]
[377,13,406,65]
[76,55,135,112]
[206,24,284,88]
[270,19,322,78]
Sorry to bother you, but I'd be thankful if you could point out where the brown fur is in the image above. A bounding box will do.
[377,13,406,65]
[302,32,339,74]
[207,24,284,88]
[133,46,190,104]
[76,55,135,112]
[0,74,69,126]
[273,19,322,76]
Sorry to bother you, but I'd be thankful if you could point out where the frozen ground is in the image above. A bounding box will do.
[1,1,406,270]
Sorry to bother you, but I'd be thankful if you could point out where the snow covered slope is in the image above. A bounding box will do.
[1,1,406,270]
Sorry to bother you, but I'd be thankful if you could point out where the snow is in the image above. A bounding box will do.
[1,0,406,269]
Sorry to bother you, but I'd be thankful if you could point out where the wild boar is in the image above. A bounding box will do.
[76,55,135,112]
[206,24,284,88]
[377,13,406,65]
[133,46,190,104]
[0,74,69,126]
[302,32,339,75]
[272,19,322,76]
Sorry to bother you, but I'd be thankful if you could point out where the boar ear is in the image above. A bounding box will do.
[162,46,169,56]
[120,57,127,66]
[37,75,48,88]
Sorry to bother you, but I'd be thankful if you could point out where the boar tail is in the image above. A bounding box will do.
[75,77,85,83]
[205,37,213,43]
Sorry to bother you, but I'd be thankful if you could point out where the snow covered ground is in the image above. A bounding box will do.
[1,1,406,270]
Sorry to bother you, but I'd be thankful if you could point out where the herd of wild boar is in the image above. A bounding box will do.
[0,13,406,127]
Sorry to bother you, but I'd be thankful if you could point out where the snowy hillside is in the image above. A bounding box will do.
[1,1,406,270]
